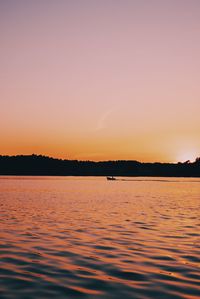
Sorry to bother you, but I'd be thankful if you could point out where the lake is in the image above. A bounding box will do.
[0,176,200,299]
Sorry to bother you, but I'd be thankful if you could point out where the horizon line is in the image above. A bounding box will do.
[0,153,199,164]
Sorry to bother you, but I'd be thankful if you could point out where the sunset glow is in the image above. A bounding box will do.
[1,0,200,162]
[177,150,199,163]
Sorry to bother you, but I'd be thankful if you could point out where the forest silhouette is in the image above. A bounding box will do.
[0,155,200,177]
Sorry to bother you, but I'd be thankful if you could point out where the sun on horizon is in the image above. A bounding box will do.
[176,150,199,163]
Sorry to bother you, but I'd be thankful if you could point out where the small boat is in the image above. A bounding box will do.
[107,176,116,180]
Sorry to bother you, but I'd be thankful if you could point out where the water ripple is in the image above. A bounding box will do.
[0,176,200,298]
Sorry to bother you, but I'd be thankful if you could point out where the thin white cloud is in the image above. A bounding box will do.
[93,107,117,132]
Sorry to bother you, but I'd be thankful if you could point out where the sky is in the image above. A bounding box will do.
[1,0,200,162]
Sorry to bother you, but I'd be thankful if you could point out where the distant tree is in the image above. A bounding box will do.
[195,157,200,163]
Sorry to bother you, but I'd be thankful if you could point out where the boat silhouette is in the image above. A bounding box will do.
[106,176,116,180]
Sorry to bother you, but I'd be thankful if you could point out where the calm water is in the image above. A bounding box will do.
[0,176,200,299]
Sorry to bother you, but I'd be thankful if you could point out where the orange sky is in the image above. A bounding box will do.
[1,0,200,162]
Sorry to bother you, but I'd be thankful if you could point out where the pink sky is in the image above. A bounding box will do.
[1,0,200,162]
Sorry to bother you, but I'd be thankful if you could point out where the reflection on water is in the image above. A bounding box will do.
[0,176,200,299]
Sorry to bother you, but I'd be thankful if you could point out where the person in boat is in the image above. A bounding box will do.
[107,176,116,180]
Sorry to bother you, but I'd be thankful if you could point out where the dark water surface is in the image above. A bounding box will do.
[0,176,200,299]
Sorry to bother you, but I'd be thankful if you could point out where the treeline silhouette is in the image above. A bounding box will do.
[0,154,200,177]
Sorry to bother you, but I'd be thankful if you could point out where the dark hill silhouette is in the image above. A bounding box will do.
[0,154,200,177]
